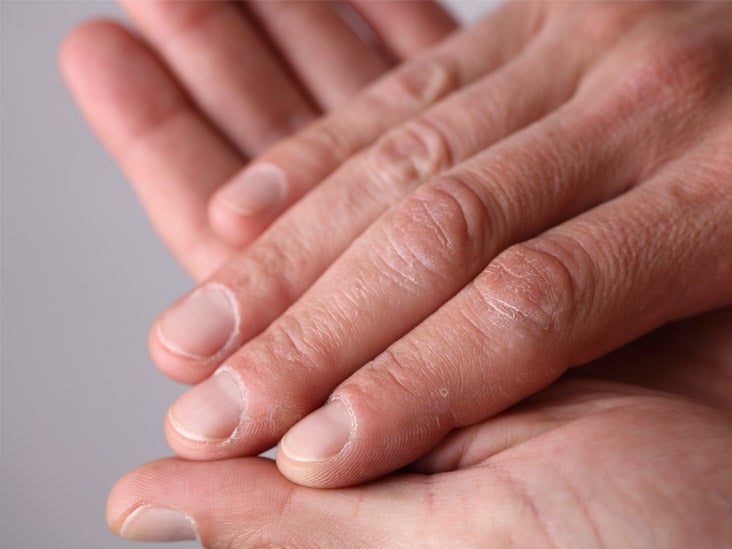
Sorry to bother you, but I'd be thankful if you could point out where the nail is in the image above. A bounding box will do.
[157,283,239,360]
[169,369,244,442]
[280,400,353,462]
[119,506,197,542]
[218,163,286,216]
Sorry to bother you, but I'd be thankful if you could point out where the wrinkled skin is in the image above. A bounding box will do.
[61,1,732,546]
[69,0,732,489]
[107,308,732,546]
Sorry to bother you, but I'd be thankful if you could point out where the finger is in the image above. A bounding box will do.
[151,16,579,384]
[418,303,732,473]
[157,4,699,446]
[59,20,238,280]
[279,128,732,486]
[119,0,319,155]
[107,397,732,544]
[107,455,553,546]
[107,457,435,546]
[268,9,732,484]
[208,2,546,246]
[350,0,460,58]
[246,1,392,110]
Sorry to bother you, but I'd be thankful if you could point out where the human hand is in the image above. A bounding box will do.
[119,1,732,487]
[106,308,732,545]
[60,0,457,279]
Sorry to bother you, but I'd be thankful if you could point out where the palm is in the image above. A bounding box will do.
[110,309,732,546]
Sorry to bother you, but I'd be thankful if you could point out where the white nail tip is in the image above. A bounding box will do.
[119,505,198,541]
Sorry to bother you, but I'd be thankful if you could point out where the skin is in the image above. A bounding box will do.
[60,0,458,278]
[98,1,732,487]
[106,308,732,546]
[61,1,732,545]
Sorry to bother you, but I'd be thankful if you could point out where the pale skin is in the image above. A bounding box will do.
[60,1,732,545]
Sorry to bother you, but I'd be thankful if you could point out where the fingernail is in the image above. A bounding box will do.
[218,163,286,216]
[169,369,244,442]
[281,400,353,462]
[157,284,239,360]
[119,506,197,542]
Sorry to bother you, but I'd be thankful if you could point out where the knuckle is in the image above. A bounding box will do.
[374,175,490,289]
[567,2,645,45]
[260,316,310,365]
[262,312,337,375]
[243,312,339,424]
[296,116,355,165]
[374,55,460,108]
[666,165,729,211]
[341,346,453,427]
[161,2,220,39]
[476,240,588,344]
[618,31,731,109]
[355,349,425,401]
[227,232,309,308]
[656,131,732,212]
[702,134,732,185]
[368,116,453,190]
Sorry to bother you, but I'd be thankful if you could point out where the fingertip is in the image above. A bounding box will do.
[147,324,214,385]
[276,400,368,488]
[107,459,205,542]
[276,442,372,489]
[277,400,352,483]
[148,283,243,385]
[58,19,129,78]
[208,163,289,247]
[163,398,229,461]
[106,473,133,536]
[162,368,273,462]
[275,382,455,488]
[106,457,178,536]
[208,193,266,248]
[168,369,245,441]
[107,456,355,546]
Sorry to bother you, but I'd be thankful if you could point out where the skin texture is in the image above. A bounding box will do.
[60,0,458,278]
[107,308,732,546]
[61,1,732,545]
[77,1,731,487]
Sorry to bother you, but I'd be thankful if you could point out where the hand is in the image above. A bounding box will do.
[60,0,457,279]
[109,1,731,487]
[106,308,732,545]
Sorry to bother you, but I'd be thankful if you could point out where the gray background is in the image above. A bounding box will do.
[1,1,491,547]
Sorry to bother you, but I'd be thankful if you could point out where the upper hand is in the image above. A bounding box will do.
[136,1,732,487]
[64,2,732,488]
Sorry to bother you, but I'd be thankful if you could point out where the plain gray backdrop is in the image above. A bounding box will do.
[1,1,493,547]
